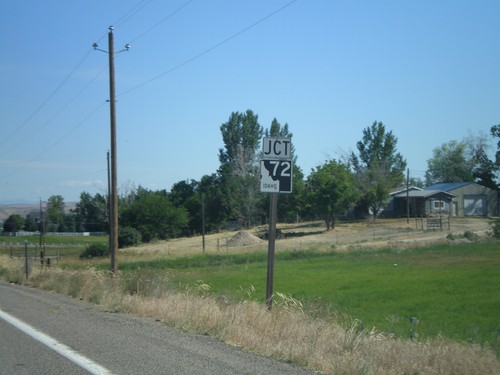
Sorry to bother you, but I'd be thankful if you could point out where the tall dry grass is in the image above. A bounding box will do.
[1,256,498,375]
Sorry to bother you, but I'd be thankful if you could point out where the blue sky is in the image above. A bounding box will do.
[1,0,499,203]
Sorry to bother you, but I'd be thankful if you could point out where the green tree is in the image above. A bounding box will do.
[306,160,358,230]
[491,124,500,167]
[120,188,188,242]
[218,110,263,226]
[464,132,498,189]
[73,192,108,232]
[426,133,498,188]
[197,173,228,232]
[3,214,25,232]
[24,213,38,231]
[169,179,198,208]
[46,195,66,231]
[350,121,406,218]
[169,179,205,234]
[425,140,469,185]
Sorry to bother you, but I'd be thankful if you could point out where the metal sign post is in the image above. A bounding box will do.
[265,193,278,309]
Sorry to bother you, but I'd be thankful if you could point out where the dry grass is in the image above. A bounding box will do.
[1,256,498,375]
[120,217,494,258]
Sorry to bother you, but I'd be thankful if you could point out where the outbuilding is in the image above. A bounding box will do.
[425,182,498,217]
[390,187,455,217]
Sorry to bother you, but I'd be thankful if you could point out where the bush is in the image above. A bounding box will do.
[492,218,500,239]
[79,243,109,259]
[119,226,142,248]
[463,230,478,241]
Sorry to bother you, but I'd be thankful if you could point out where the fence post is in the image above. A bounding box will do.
[24,240,29,279]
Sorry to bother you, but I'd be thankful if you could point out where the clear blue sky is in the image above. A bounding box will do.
[1,0,499,204]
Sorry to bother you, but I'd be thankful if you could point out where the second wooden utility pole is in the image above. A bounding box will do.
[94,26,129,276]
[108,27,118,276]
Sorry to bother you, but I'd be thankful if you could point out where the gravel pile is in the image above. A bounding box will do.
[226,230,262,247]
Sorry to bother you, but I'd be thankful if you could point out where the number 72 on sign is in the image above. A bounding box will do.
[260,159,293,193]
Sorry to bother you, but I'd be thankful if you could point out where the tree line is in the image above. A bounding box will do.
[3,111,499,246]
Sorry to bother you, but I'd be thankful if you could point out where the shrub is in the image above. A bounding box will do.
[79,243,109,259]
[119,226,142,248]
[463,231,478,241]
[492,218,500,239]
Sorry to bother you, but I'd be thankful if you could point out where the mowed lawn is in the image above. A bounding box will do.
[170,242,500,350]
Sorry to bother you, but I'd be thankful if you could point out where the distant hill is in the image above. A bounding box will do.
[0,203,76,222]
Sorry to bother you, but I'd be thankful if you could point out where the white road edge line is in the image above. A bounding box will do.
[0,308,114,375]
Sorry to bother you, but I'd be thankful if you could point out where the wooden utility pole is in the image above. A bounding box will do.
[107,150,112,262]
[108,27,119,276]
[93,28,129,276]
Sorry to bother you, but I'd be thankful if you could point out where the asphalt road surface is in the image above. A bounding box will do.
[0,281,314,375]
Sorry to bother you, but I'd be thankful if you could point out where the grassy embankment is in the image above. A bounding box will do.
[117,242,500,351]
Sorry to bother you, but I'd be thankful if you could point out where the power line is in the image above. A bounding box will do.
[0,49,93,148]
[128,0,195,44]
[0,102,107,181]
[0,66,108,159]
[114,0,155,28]
[2,1,298,197]
[0,0,162,154]
[119,0,298,97]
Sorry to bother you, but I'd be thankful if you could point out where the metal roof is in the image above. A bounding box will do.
[393,189,455,199]
[390,186,423,195]
[424,182,471,191]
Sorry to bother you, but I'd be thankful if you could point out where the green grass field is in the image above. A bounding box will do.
[3,234,497,352]
[0,235,107,245]
[145,242,500,351]
[0,235,108,257]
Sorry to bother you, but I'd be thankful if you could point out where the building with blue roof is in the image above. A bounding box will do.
[423,182,498,216]
[388,182,498,217]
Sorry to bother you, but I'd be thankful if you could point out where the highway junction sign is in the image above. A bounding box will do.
[260,137,293,194]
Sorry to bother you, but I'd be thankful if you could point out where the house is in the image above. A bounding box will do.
[425,182,498,217]
[388,182,498,217]
[390,187,455,217]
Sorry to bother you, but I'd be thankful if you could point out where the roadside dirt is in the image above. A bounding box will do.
[122,217,496,258]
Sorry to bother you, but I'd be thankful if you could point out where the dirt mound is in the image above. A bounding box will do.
[226,230,262,247]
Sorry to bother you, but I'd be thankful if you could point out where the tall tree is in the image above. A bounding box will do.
[307,159,358,230]
[218,110,263,226]
[350,121,406,218]
[465,132,498,189]
[197,173,228,231]
[73,192,108,232]
[491,124,500,167]
[120,188,188,242]
[489,124,500,188]
[169,179,198,208]
[426,140,468,185]
[425,134,498,188]
[2,214,24,232]
[24,213,38,232]
[46,195,66,231]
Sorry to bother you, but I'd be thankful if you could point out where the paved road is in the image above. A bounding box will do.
[0,281,314,375]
